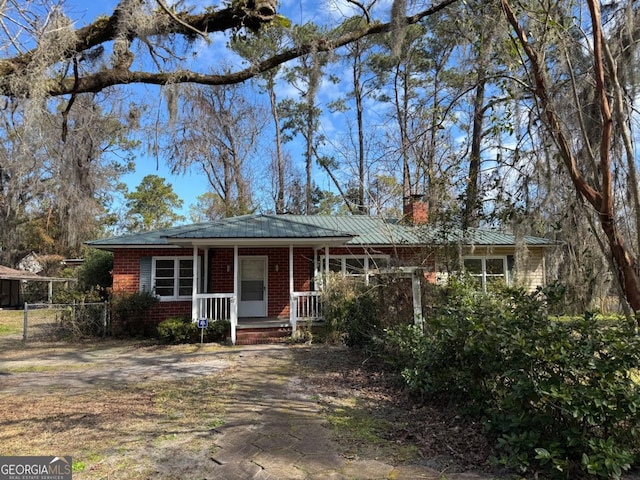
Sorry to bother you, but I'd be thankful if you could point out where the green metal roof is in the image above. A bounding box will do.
[86,214,555,249]
[166,215,355,240]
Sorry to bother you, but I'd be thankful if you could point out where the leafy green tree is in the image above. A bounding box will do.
[123,175,185,232]
[77,249,113,297]
[189,192,230,222]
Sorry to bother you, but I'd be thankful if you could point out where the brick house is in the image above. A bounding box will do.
[86,210,553,343]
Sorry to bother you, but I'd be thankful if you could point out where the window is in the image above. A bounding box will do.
[152,257,193,300]
[319,255,390,276]
[463,256,510,291]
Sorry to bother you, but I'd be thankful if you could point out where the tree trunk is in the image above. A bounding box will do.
[269,86,285,214]
[353,40,367,214]
[502,0,640,319]
[463,72,486,229]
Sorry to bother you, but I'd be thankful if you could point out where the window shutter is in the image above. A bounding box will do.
[139,257,152,292]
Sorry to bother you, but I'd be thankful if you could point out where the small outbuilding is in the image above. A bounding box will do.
[0,265,72,308]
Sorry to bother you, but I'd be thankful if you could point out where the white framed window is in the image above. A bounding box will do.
[319,255,390,276]
[152,257,193,300]
[463,256,512,291]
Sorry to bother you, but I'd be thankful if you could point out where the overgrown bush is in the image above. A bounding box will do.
[52,287,103,304]
[110,291,159,337]
[51,302,108,339]
[322,274,381,350]
[77,249,113,299]
[157,316,230,344]
[382,278,640,479]
[322,273,413,350]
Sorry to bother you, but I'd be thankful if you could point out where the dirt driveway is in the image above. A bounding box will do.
[0,340,501,479]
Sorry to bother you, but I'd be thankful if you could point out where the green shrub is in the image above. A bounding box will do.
[203,319,231,343]
[110,291,159,337]
[157,317,230,344]
[382,278,640,479]
[77,249,113,299]
[157,316,197,344]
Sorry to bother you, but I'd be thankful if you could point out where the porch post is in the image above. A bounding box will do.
[324,245,330,288]
[231,245,239,344]
[204,248,210,293]
[191,246,198,321]
[412,270,424,334]
[289,244,295,333]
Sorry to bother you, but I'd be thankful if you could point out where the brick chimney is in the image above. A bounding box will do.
[403,195,428,225]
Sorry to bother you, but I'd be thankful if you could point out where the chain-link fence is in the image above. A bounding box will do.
[22,302,109,342]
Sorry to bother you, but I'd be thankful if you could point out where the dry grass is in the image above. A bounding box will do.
[0,309,23,336]
[0,307,233,479]
[0,363,229,479]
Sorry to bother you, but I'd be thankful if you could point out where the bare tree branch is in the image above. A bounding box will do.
[154,0,210,43]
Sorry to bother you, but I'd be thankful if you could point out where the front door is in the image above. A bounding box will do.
[238,257,267,317]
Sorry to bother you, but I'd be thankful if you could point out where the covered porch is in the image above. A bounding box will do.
[192,290,323,344]
[187,244,331,344]
[156,215,357,344]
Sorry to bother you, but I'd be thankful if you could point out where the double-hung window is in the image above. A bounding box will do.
[152,257,193,300]
[463,256,512,291]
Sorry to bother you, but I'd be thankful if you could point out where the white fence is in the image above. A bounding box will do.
[23,302,109,342]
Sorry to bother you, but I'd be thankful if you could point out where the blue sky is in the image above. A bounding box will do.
[63,1,422,221]
[66,0,366,219]
[68,1,243,218]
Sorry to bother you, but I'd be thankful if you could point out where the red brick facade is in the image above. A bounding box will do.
[111,245,435,326]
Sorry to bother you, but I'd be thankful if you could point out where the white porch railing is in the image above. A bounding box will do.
[290,291,324,332]
[194,293,237,344]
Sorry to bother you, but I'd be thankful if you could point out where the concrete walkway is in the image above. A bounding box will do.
[207,345,493,480]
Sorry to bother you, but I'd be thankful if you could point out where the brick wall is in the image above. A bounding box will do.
[111,244,437,327]
[112,247,196,293]
[206,247,316,318]
[111,247,197,327]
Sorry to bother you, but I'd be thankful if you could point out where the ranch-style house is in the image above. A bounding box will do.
[86,203,554,343]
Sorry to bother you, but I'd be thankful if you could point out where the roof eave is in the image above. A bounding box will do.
[85,243,180,250]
